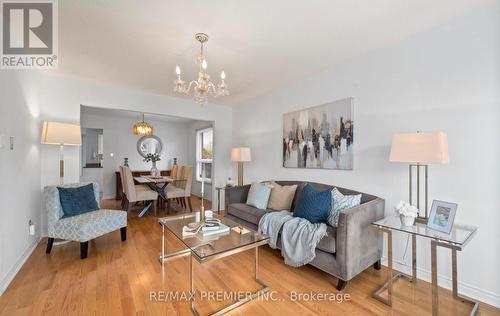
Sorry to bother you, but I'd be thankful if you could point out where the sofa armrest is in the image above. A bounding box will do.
[335,197,385,281]
[225,185,251,207]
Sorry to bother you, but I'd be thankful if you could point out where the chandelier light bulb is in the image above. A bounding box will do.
[202,59,207,70]
[221,71,226,80]
[175,65,181,75]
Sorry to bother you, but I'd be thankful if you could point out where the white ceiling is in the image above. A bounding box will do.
[55,0,493,106]
[80,106,196,124]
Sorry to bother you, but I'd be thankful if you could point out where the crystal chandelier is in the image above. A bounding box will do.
[133,113,153,136]
[174,33,229,105]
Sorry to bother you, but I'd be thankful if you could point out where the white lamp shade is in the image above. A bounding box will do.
[231,147,251,162]
[40,121,82,146]
[389,132,449,164]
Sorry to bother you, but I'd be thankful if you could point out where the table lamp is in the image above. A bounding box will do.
[231,147,251,186]
[389,131,449,222]
[41,121,82,184]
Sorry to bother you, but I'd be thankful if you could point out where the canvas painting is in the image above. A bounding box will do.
[282,98,353,170]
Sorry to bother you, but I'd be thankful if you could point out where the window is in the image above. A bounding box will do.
[196,127,213,182]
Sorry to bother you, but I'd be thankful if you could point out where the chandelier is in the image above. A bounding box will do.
[174,33,229,104]
[133,113,153,136]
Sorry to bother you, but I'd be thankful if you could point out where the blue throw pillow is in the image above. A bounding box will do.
[58,184,99,218]
[293,184,331,224]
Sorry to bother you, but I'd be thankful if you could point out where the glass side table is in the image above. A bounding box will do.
[215,185,232,215]
[371,215,478,316]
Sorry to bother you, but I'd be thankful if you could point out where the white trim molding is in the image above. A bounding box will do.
[0,237,41,296]
[381,256,500,308]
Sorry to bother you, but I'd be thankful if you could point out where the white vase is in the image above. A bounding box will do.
[151,161,160,177]
[400,214,415,226]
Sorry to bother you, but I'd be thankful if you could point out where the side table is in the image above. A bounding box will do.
[371,215,478,316]
[215,185,231,215]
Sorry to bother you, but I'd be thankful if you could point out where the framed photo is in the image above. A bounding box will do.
[427,200,458,234]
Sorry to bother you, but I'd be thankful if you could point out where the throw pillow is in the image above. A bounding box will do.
[293,184,331,224]
[267,182,298,211]
[58,184,99,218]
[246,182,272,209]
[327,187,362,227]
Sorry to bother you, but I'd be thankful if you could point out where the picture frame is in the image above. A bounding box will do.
[427,200,458,234]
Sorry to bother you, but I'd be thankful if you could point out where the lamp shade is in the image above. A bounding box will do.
[40,121,82,146]
[231,147,251,162]
[389,132,449,164]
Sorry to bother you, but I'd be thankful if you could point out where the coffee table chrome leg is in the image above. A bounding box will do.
[412,234,417,282]
[190,246,270,316]
[161,224,165,266]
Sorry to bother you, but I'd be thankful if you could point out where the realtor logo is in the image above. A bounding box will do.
[1,0,58,69]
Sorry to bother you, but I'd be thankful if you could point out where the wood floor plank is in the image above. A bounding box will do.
[0,196,498,316]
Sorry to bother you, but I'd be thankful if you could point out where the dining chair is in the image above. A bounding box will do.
[164,165,193,212]
[170,164,178,180]
[122,165,159,216]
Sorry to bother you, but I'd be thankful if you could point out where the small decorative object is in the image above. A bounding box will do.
[123,158,129,166]
[427,200,457,234]
[282,98,354,170]
[395,200,419,226]
[143,153,161,177]
[173,157,177,165]
[227,177,234,187]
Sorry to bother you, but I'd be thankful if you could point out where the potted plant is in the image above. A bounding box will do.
[395,200,419,226]
[144,153,161,177]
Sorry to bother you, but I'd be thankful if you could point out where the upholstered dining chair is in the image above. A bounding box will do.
[44,182,127,259]
[121,165,159,216]
[164,165,193,211]
[170,164,179,180]
[118,166,127,210]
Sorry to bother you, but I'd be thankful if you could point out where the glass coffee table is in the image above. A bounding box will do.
[158,214,270,316]
[372,215,478,316]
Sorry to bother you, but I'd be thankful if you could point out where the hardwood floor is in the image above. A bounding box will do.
[0,197,498,316]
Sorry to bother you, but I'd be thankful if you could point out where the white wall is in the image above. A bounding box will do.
[0,72,42,294]
[80,109,191,199]
[187,121,215,201]
[37,73,233,234]
[232,5,500,307]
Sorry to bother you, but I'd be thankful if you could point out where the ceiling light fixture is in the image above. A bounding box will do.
[174,33,229,105]
[133,113,153,136]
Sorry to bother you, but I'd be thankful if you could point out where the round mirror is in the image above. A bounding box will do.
[137,135,163,158]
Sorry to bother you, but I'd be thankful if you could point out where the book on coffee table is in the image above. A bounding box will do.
[199,223,230,237]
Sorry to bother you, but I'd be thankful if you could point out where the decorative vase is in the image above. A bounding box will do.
[151,161,160,177]
[400,214,416,226]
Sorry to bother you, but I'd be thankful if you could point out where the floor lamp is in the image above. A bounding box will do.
[389,132,449,223]
[231,147,251,186]
[41,122,82,184]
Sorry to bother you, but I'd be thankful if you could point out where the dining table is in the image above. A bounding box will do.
[133,175,173,216]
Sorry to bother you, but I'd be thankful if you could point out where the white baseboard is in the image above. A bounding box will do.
[102,194,115,200]
[381,256,500,308]
[0,237,41,296]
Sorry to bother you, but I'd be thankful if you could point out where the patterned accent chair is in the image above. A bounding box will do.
[44,182,127,259]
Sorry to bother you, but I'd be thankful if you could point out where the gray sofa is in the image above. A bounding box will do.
[224,181,385,290]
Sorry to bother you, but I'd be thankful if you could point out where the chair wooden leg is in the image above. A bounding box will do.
[46,238,54,254]
[80,241,88,259]
[120,227,127,241]
[188,197,193,212]
[373,259,381,270]
[153,200,157,217]
[127,201,133,212]
[185,197,192,212]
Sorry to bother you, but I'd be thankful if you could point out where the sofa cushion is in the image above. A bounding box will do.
[316,226,337,253]
[246,182,272,209]
[57,183,99,218]
[293,184,331,224]
[52,209,127,242]
[268,182,297,211]
[327,187,362,227]
[228,203,270,225]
